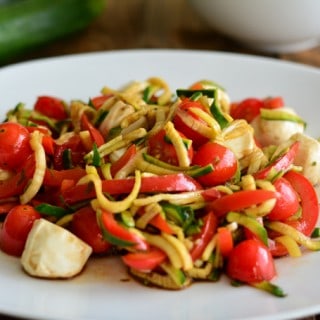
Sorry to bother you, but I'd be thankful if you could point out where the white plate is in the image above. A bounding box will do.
[0,49,320,320]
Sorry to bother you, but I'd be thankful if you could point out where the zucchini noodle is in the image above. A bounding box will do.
[274,236,302,257]
[84,166,141,213]
[20,131,46,204]
[164,121,191,167]
[3,76,320,297]
[142,232,184,269]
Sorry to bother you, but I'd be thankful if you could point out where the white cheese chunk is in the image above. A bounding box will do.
[21,218,92,279]
[250,108,304,146]
[289,132,320,186]
[220,119,256,159]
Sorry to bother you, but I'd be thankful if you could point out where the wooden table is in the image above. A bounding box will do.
[4,0,320,68]
[1,0,319,319]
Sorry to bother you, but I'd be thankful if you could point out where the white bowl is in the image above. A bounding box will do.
[188,0,320,53]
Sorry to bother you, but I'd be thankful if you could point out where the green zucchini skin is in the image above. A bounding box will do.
[0,0,106,64]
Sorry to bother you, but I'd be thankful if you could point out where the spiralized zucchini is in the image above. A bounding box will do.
[3,76,320,297]
[20,131,46,204]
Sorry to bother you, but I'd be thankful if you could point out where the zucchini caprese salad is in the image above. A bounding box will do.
[0,78,319,296]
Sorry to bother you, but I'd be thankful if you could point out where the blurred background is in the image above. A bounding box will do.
[1,0,320,68]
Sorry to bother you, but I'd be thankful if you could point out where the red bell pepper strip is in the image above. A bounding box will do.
[208,189,277,217]
[149,214,174,234]
[253,141,300,179]
[190,211,218,261]
[99,209,148,251]
[81,113,105,147]
[121,247,167,271]
[282,170,319,236]
[0,155,35,199]
[62,173,202,204]
[43,167,86,187]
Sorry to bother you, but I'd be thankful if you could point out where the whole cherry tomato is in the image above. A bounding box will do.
[0,205,40,256]
[0,122,33,171]
[192,142,237,186]
[227,239,276,283]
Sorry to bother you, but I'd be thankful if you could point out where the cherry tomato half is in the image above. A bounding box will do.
[192,142,237,187]
[283,170,319,236]
[230,96,284,123]
[0,122,33,171]
[71,206,111,254]
[227,239,276,283]
[0,205,41,256]
[230,98,264,123]
[267,177,299,221]
[173,98,209,147]
[34,96,68,120]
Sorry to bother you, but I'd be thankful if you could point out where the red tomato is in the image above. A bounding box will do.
[90,94,113,109]
[230,96,284,123]
[0,205,41,256]
[217,227,234,257]
[71,206,111,254]
[227,239,276,283]
[230,98,264,123]
[121,248,167,271]
[267,171,319,258]
[26,126,55,155]
[0,154,35,199]
[147,129,193,166]
[263,96,285,109]
[192,142,237,186]
[34,96,68,120]
[53,134,87,170]
[267,177,299,221]
[173,98,209,147]
[254,141,300,180]
[0,122,33,171]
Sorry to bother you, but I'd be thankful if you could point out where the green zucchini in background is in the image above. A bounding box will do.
[0,0,106,65]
